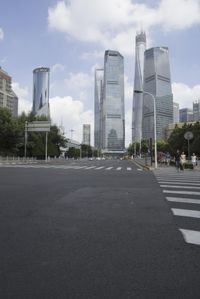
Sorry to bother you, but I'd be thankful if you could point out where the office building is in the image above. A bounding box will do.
[94,68,104,149]
[0,67,18,117]
[83,124,91,146]
[132,31,146,143]
[32,67,50,118]
[143,47,173,140]
[193,99,200,121]
[179,108,193,123]
[102,50,125,154]
[173,102,179,123]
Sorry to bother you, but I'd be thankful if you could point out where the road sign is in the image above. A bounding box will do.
[184,131,193,140]
[26,121,51,132]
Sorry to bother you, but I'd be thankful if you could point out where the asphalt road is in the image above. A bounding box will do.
[0,159,200,299]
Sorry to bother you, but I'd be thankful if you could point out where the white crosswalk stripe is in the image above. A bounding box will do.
[179,229,200,246]
[154,168,200,246]
[166,197,200,205]
[0,164,135,172]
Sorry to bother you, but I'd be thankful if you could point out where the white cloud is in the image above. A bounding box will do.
[50,96,93,143]
[12,82,32,114]
[0,28,4,41]
[158,0,200,31]
[51,63,65,73]
[172,82,200,109]
[48,0,200,55]
[64,72,93,90]
[80,50,104,60]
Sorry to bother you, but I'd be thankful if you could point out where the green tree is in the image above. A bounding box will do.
[0,107,19,155]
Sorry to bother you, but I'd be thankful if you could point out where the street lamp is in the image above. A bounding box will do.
[134,90,157,169]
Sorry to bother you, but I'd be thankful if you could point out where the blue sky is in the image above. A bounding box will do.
[1,0,200,145]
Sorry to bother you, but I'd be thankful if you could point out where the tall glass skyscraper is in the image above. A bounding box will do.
[132,32,146,143]
[94,68,104,149]
[102,50,125,154]
[82,124,91,146]
[193,99,200,121]
[143,47,173,140]
[32,67,50,118]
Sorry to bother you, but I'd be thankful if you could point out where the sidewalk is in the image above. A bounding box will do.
[132,157,200,171]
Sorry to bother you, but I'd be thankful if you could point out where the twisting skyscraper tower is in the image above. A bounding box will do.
[32,67,50,118]
[132,32,146,146]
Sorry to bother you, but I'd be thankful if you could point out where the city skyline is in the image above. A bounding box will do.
[1,0,200,145]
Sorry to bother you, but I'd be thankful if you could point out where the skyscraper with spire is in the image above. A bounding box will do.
[132,31,146,145]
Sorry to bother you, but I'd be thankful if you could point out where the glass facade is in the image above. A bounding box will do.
[102,50,125,153]
[179,108,193,122]
[32,67,50,118]
[83,124,91,146]
[173,102,180,123]
[193,100,200,121]
[143,47,173,140]
[132,32,146,143]
[94,69,104,149]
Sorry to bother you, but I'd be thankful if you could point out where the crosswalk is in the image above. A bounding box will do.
[154,168,200,246]
[0,164,136,172]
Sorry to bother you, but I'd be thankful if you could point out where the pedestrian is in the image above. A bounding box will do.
[191,153,197,169]
[180,151,186,170]
[166,152,171,166]
[175,150,181,172]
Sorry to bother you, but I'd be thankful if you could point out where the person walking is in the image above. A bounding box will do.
[175,150,181,172]
[191,153,197,169]
[180,151,186,170]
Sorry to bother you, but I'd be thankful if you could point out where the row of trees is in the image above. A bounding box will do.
[128,122,200,158]
[0,107,67,158]
[66,144,98,159]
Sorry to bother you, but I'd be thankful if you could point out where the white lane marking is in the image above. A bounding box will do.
[171,208,200,218]
[84,166,96,169]
[163,190,200,196]
[127,167,132,171]
[137,168,142,171]
[158,181,200,186]
[160,185,200,190]
[179,229,200,245]
[156,176,200,181]
[166,197,200,204]
[116,167,122,170]
[95,166,105,170]
[105,167,113,170]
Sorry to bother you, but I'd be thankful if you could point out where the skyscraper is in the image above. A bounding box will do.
[94,68,104,149]
[193,99,200,121]
[173,102,180,123]
[0,67,18,117]
[102,50,125,154]
[132,32,146,144]
[82,124,91,146]
[143,47,173,140]
[32,67,50,118]
[179,108,193,122]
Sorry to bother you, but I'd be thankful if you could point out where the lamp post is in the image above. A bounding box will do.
[134,90,157,169]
